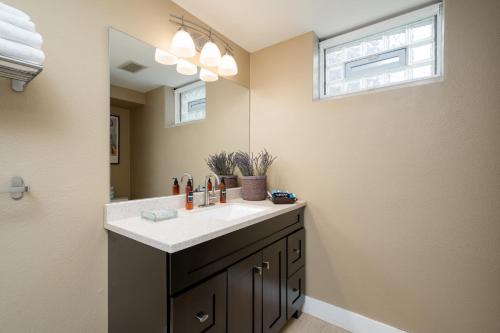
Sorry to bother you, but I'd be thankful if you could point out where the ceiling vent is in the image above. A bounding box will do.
[118,61,147,73]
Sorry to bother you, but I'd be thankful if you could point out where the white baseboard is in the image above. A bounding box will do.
[303,296,408,333]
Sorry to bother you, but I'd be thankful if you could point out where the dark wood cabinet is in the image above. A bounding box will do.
[287,228,305,277]
[108,207,305,333]
[227,252,263,333]
[171,272,227,333]
[286,266,305,319]
[262,239,287,333]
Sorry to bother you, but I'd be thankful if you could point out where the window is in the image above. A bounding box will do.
[174,81,206,124]
[318,3,443,99]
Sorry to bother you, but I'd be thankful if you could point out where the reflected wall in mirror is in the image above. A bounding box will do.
[109,28,250,202]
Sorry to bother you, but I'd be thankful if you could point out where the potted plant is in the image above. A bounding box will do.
[234,149,276,201]
[206,151,238,188]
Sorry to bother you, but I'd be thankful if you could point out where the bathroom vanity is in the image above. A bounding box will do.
[105,196,306,333]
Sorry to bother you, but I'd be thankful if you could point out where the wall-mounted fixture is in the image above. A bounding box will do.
[0,176,30,200]
[0,3,45,92]
[154,14,238,82]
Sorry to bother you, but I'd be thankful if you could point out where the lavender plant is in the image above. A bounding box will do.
[234,149,277,176]
[206,151,237,175]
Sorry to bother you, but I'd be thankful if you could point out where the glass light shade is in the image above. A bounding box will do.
[218,53,238,76]
[200,41,221,67]
[170,28,196,58]
[199,68,218,82]
[155,48,177,65]
[176,59,197,75]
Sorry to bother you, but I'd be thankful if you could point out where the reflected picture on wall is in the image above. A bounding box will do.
[110,115,120,164]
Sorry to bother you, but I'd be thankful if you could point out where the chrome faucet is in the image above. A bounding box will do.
[200,173,220,207]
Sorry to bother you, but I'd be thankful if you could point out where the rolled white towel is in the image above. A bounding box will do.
[0,2,30,20]
[0,20,41,49]
[0,10,35,32]
[0,37,44,64]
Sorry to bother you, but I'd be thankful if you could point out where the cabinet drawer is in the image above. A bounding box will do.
[287,228,305,277]
[287,266,305,319]
[171,272,227,333]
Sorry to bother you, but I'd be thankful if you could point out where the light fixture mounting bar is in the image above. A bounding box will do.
[169,14,234,52]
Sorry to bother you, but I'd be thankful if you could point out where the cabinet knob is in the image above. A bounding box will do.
[293,248,301,255]
[263,261,270,270]
[254,266,262,275]
[292,288,299,292]
[195,312,209,323]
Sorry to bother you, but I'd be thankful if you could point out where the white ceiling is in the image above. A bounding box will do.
[172,0,432,52]
[109,28,197,92]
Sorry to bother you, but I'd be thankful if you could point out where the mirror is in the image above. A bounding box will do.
[108,28,249,202]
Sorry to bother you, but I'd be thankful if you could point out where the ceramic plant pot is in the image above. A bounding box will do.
[241,175,267,201]
[219,175,238,189]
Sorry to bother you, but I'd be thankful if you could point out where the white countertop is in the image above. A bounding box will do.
[104,197,306,253]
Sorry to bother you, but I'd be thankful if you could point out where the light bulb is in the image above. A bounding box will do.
[200,41,221,67]
[155,48,177,65]
[176,59,197,75]
[199,68,218,82]
[218,52,238,76]
[170,28,196,58]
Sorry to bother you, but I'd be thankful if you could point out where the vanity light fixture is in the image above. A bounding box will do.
[199,68,218,82]
[155,48,178,65]
[169,14,238,78]
[218,51,238,76]
[200,33,221,67]
[170,22,196,58]
[176,58,197,75]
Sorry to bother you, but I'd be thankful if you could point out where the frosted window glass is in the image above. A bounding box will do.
[387,28,407,49]
[327,66,343,82]
[411,64,432,79]
[364,35,386,56]
[326,48,344,66]
[410,19,434,43]
[344,42,363,61]
[328,84,343,95]
[364,74,385,89]
[345,80,362,92]
[179,84,206,123]
[410,43,433,64]
[320,4,442,98]
[388,70,407,83]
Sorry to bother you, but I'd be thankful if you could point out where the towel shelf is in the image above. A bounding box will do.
[0,54,42,92]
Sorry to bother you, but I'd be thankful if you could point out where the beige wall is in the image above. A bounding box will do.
[249,1,500,332]
[0,0,249,332]
[110,106,130,199]
[130,79,249,199]
[110,85,146,106]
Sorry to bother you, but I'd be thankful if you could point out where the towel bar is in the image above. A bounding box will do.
[0,54,42,92]
[0,176,30,200]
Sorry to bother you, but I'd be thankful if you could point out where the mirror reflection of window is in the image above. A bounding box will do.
[175,81,206,124]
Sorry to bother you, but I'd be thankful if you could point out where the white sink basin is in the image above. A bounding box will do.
[190,203,270,222]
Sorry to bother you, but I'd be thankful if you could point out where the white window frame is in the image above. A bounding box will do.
[318,3,443,99]
[174,80,206,125]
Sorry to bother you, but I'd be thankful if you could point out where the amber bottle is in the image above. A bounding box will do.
[219,178,227,203]
[185,179,193,210]
[172,178,180,195]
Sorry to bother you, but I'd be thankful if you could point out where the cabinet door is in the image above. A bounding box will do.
[228,252,263,333]
[262,239,287,333]
[171,271,226,333]
[287,266,305,319]
[287,228,305,277]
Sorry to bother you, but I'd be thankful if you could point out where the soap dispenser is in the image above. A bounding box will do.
[219,178,227,203]
[185,179,194,210]
[172,177,180,195]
